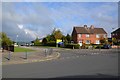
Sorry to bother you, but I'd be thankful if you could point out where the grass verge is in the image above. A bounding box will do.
[14,47,35,52]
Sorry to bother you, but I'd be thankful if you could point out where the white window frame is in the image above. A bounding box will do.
[104,34,106,38]
[78,34,82,38]
[96,40,100,44]
[86,34,90,38]
[86,40,90,44]
[96,34,100,38]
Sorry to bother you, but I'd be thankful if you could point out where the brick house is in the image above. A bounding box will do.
[111,28,120,42]
[72,25,107,46]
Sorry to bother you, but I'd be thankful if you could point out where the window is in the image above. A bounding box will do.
[86,40,90,44]
[79,40,82,43]
[96,40,100,44]
[86,34,90,38]
[96,34,100,38]
[78,34,82,38]
[104,34,106,38]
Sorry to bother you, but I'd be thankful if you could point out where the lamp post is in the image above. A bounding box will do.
[16,35,18,46]
[112,28,115,46]
[25,31,28,59]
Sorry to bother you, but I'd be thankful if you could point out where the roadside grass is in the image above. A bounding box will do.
[14,47,35,52]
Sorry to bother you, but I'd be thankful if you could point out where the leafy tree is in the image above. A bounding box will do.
[62,35,68,43]
[0,32,13,47]
[112,38,117,45]
[46,34,55,42]
[66,34,71,43]
[53,29,63,40]
[46,28,63,42]
[42,38,47,45]
[34,38,40,46]
[99,36,108,44]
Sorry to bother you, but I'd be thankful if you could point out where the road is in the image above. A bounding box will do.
[2,48,119,78]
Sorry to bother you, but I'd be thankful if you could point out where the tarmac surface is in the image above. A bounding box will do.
[2,47,119,78]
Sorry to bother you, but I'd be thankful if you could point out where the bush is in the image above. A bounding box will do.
[95,44,103,49]
[64,43,80,49]
[44,41,56,47]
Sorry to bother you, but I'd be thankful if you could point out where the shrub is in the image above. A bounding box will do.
[44,41,56,47]
[65,43,80,49]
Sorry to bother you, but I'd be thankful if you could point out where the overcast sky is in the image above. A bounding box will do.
[2,2,118,42]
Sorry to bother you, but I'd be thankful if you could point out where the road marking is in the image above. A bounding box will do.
[66,57,70,59]
[76,56,79,58]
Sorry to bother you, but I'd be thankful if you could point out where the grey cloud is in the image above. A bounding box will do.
[2,2,118,41]
[2,2,54,42]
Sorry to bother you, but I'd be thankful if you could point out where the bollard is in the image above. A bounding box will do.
[49,48,53,55]
[99,45,101,51]
[8,51,11,60]
[45,49,47,56]
[73,46,74,49]
[25,51,27,59]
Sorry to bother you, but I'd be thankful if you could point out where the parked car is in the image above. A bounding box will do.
[101,44,111,49]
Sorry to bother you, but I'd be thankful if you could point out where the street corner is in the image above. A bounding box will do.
[2,52,61,65]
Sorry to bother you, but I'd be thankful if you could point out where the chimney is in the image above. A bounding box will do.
[90,25,94,29]
[84,25,87,28]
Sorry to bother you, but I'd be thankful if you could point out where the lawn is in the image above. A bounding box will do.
[14,47,35,52]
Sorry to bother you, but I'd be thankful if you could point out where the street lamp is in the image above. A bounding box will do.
[111,28,115,46]
[16,35,18,46]
[25,31,28,59]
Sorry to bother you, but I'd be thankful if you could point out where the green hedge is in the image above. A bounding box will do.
[44,41,56,47]
[64,44,80,49]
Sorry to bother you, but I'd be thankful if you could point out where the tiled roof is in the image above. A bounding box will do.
[111,28,120,34]
[74,26,107,34]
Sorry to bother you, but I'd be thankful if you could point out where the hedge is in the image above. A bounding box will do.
[64,44,80,49]
[44,41,56,47]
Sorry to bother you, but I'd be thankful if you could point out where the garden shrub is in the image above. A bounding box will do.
[65,43,80,49]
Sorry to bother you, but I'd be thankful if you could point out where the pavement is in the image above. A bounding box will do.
[2,47,60,65]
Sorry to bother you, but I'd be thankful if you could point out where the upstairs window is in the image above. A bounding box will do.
[104,34,106,38]
[78,34,82,38]
[96,34,100,38]
[86,34,90,38]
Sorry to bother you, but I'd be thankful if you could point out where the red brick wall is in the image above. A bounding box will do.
[76,34,107,44]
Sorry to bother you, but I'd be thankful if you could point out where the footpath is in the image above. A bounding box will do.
[2,48,60,65]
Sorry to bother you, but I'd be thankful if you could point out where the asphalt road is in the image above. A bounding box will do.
[2,48,119,78]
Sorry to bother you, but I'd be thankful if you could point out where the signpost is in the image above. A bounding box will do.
[56,39,62,47]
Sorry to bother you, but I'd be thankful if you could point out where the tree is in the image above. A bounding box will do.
[112,38,117,45]
[62,35,68,43]
[66,34,71,43]
[42,38,47,45]
[34,38,40,46]
[46,34,55,42]
[99,35,108,45]
[53,29,63,40]
[46,28,63,42]
[0,32,13,47]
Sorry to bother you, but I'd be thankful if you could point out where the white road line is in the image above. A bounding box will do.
[76,56,79,58]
